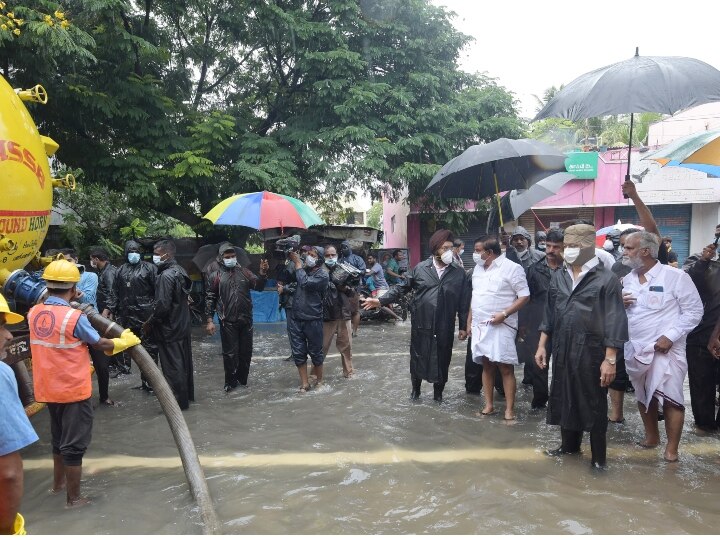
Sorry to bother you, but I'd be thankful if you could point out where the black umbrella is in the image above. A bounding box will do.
[191,243,251,273]
[534,48,720,189]
[425,138,567,199]
[425,138,567,226]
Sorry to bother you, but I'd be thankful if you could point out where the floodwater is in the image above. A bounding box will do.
[20,321,720,534]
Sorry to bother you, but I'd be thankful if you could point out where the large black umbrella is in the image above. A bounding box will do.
[425,138,567,226]
[191,243,251,274]
[534,48,720,187]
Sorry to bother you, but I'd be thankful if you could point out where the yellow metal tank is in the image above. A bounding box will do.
[0,74,55,275]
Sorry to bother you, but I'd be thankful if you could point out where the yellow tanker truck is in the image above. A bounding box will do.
[0,73,77,298]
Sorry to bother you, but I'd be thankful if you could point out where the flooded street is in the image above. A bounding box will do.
[20,320,720,534]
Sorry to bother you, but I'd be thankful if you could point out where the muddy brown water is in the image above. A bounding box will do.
[19,321,720,534]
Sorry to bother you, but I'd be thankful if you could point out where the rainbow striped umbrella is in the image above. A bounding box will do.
[203,191,325,230]
[643,129,720,178]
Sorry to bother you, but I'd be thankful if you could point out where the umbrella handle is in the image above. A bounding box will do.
[623,113,635,199]
[493,167,504,227]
